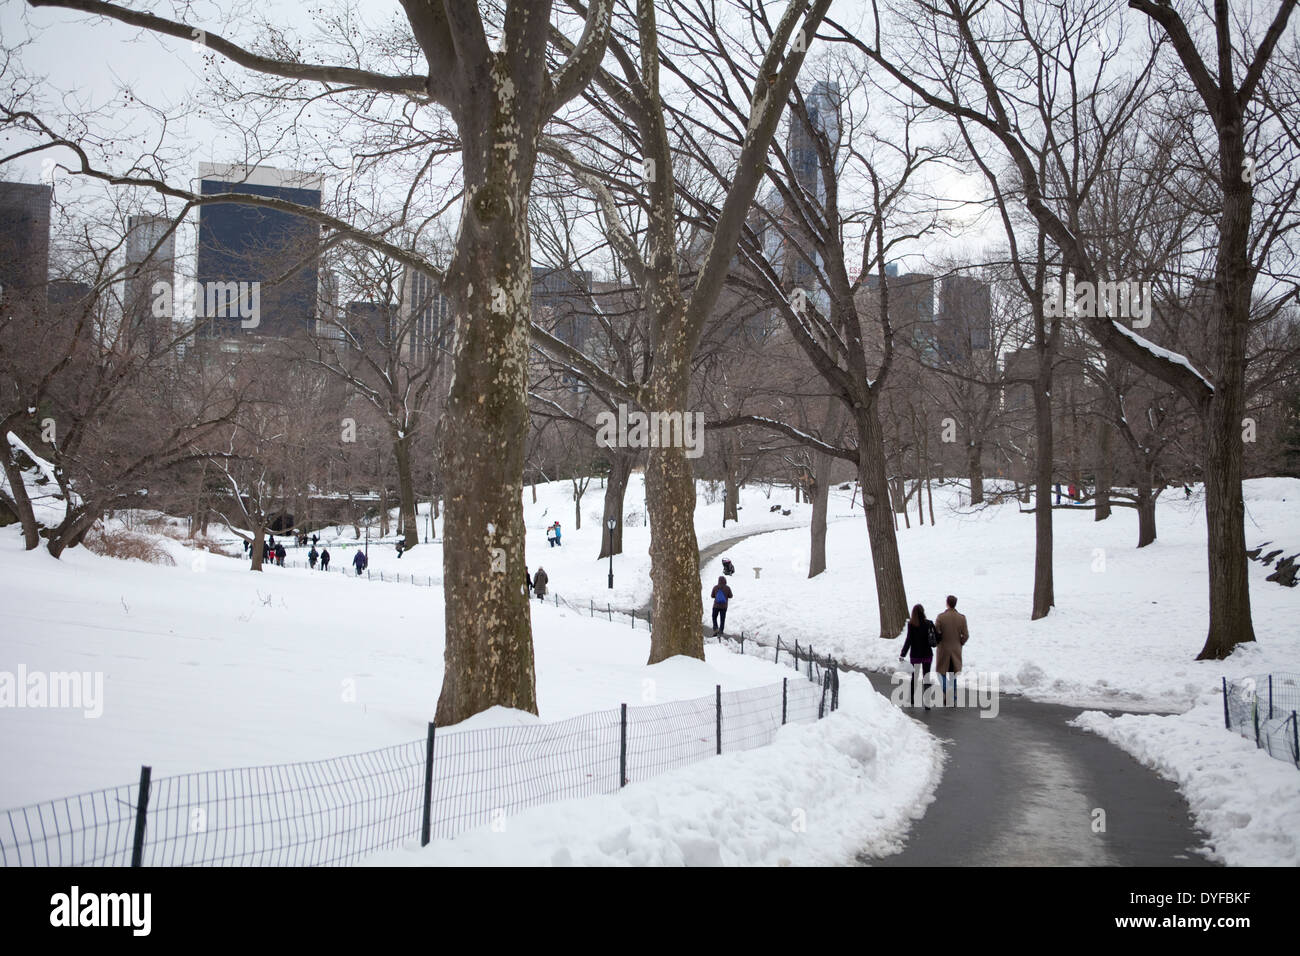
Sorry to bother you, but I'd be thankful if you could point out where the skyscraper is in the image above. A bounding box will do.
[398,267,451,363]
[938,275,992,362]
[784,81,842,295]
[0,182,53,313]
[125,214,176,352]
[195,163,323,340]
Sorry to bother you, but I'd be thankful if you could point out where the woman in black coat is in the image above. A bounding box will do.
[898,603,935,710]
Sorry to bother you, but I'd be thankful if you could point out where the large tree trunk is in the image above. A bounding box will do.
[393,434,420,550]
[645,370,704,664]
[808,448,831,577]
[968,440,984,504]
[722,434,740,524]
[1095,416,1114,521]
[1136,476,1157,549]
[0,438,41,550]
[435,138,539,723]
[855,399,910,638]
[598,451,631,558]
[1032,347,1055,620]
[250,521,265,572]
[1197,111,1258,659]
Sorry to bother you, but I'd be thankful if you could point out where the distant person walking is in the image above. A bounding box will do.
[311,533,318,548]
[308,547,319,569]
[533,567,548,601]
[899,603,937,710]
[935,594,970,705]
[546,524,558,548]
[353,549,367,576]
[319,548,330,571]
[274,542,286,567]
[710,576,733,637]
[554,522,561,546]
[526,569,534,595]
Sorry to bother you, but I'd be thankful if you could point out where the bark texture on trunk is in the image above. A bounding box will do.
[1032,351,1055,620]
[394,434,420,550]
[722,435,740,525]
[0,441,41,550]
[645,372,704,663]
[598,452,631,558]
[856,401,910,638]
[1095,417,1114,521]
[808,449,831,577]
[968,441,984,505]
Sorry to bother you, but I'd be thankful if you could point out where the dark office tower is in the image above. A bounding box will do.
[398,268,452,363]
[346,301,396,353]
[195,164,322,339]
[784,81,842,290]
[938,275,992,362]
[124,215,176,352]
[0,182,53,313]
[532,266,592,351]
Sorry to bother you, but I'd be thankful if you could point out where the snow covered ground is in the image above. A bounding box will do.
[3,470,1295,865]
[0,478,939,866]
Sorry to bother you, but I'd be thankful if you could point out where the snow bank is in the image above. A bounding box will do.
[1073,696,1300,866]
[373,670,940,867]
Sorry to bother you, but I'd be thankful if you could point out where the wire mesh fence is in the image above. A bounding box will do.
[2,661,838,867]
[1223,672,1300,768]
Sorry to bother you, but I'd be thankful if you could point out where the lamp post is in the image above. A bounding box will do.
[425,506,430,544]
[606,518,617,589]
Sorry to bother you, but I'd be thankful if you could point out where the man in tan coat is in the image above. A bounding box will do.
[935,595,969,705]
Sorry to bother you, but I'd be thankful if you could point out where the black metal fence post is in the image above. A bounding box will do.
[620,703,628,787]
[1292,711,1299,766]
[421,722,436,846]
[774,639,780,665]
[1222,677,1230,729]
[715,685,722,755]
[130,765,151,867]
[1269,674,1274,719]
[782,678,787,725]
[1254,699,1261,747]
[739,632,744,654]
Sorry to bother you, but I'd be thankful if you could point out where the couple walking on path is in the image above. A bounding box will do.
[898,595,970,710]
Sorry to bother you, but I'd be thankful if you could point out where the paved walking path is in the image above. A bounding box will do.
[857,671,1212,866]
[672,525,1215,866]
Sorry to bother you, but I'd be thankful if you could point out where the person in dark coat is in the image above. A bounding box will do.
[262,540,271,562]
[525,569,533,594]
[308,547,319,569]
[710,576,733,637]
[311,533,319,548]
[353,549,366,576]
[533,567,548,601]
[274,542,286,567]
[320,548,330,571]
[899,603,935,710]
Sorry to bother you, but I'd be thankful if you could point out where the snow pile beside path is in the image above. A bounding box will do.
[374,670,940,867]
[1074,697,1300,867]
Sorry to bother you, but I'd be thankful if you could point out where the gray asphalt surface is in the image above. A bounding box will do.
[858,669,1214,866]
